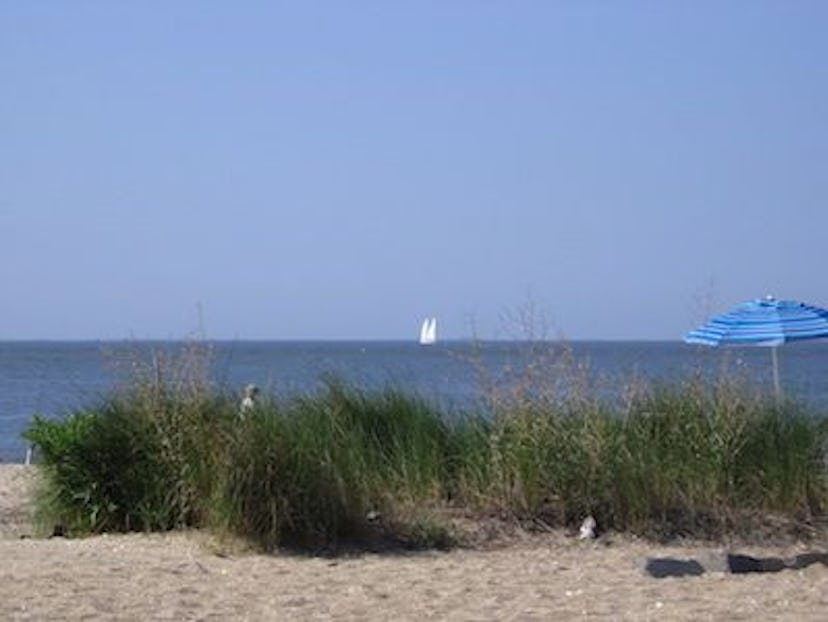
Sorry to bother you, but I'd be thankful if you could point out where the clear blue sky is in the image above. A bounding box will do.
[2,2,826,340]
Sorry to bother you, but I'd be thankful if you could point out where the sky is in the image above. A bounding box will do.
[2,2,826,341]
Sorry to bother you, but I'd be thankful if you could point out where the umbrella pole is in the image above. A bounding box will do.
[771,347,781,399]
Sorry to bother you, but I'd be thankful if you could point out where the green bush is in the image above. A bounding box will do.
[25,405,185,533]
[25,391,236,534]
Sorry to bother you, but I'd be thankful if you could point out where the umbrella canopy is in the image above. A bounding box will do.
[684,296,828,396]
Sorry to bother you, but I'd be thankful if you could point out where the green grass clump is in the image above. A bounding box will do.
[24,343,237,534]
[453,378,828,539]
[614,383,827,536]
[221,380,455,549]
[24,358,459,548]
[25,393,236,534]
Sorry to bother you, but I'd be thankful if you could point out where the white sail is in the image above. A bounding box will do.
[427,318,437,343]
[419,319,430,344]
[419,317,437,345]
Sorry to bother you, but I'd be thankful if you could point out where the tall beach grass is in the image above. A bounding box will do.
[24,341,828,549]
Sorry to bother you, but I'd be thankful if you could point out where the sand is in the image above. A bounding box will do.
[1,465,826,621]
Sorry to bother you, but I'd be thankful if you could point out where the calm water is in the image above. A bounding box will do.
[2,340,827,462]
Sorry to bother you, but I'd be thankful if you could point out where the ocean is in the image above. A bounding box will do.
[2,340,827,462]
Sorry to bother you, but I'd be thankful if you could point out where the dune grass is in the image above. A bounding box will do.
[23,345,828,549]
[216,380,455,550]
[471,379,827,539]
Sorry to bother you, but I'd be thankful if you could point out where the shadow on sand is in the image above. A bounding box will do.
[645,551,828,579]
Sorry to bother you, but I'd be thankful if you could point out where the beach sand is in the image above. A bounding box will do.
[1,465,826,621]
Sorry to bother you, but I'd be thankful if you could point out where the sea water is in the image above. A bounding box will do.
[2,340,827,462]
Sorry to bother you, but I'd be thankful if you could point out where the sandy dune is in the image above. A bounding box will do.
[2,465,826,621]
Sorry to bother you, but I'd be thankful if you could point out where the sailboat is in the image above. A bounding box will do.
[419,317,437,345]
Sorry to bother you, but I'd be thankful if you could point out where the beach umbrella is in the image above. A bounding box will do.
[684,296,828,397]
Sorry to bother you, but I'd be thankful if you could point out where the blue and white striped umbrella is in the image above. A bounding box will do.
[685,296,828,396]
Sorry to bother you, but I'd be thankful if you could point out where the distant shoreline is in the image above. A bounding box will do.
[0,337,712,344]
